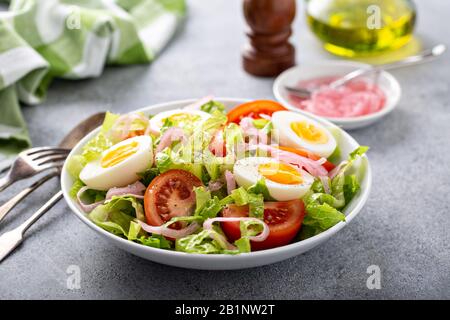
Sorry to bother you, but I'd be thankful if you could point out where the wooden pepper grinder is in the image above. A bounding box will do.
[242,0,296,77]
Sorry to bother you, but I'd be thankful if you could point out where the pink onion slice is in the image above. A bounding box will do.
[319,176,331,194]
[289,77,386,118]
[105,181,146,200]
[259,114,272,121]
[76,186,104,213]
[328,160,348,179]
[224,170,236,195]
[203,217,269,242]
[137,220,201,239]
[77,181,147,213]
[253,144,328,177]
[155,127,187,154]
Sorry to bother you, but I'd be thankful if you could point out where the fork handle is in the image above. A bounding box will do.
[17,191,63,235]
[0,172,58,224]
[0,174,12,193]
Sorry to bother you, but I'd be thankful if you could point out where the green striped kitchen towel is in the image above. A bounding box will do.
[0,0,186,169]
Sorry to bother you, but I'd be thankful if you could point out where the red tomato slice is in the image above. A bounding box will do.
[144,169,203,226]
[221,199,305,251]
[227,100,288,124]
[276,146,336,171]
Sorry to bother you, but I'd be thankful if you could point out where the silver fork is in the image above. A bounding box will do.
[0,147,69,192]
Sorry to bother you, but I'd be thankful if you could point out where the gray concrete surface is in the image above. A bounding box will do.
[0,0,449,299]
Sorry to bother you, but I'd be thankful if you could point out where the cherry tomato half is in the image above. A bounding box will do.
[144,169,203,226]
[221,199,305,251]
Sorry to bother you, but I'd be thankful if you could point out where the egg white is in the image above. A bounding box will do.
[272,111,337,158]
[80,135,153,191]
[233,157,314,201]
[148,109,211,134]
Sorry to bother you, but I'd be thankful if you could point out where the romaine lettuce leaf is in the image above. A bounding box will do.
[155,147,204,180]
[227,187,264,218]
[343,174,360,204]
[299,146,368,239]
[137,234,172,249]
[88,195,145,238]
[66,112,120,180]
[69,179,86,199]
[200,100,226,115]
[247,178,275,201]
[193,187,223,219]
[299,202,346,240]
[175,230,222,254]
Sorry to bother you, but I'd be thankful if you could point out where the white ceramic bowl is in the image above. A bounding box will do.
[61,98,372,270]
[273,61,401,130]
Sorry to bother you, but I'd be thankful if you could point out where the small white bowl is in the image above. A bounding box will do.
[273,61,401,130]
[61,98,372,270]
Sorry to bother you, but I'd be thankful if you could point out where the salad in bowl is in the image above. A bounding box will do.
[65,98,368,257]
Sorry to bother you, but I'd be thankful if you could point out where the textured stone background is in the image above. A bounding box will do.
[0,0,449,299]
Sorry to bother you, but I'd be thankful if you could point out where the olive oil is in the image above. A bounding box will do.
[306,0,416,57]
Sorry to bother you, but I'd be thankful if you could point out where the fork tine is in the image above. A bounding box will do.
[35,154,68,166]
[24,147,70,156]
[37,162,66,172]
[30,150,70,161]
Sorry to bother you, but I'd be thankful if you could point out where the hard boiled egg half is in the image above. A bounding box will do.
[233,157,314,201]
[80,135,153,190]
[149,109,211,134]
[272,111,337,158]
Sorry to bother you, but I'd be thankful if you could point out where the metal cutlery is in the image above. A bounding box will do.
[0,112,106,262]
[0,170,60,225]
[285,43,447,98]
[0,191,63,262]
[0,147,69,192]
[0,112,106,223]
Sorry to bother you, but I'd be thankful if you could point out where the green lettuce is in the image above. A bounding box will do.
[155,147,204,180]
[138,167,160,186]
[137,234,172,249]
[154,112,229,181]
[73,182,106,205]
[252,118,270,129]
[343,175,360,204]
[69,179,86,199]
[193,187,223,220]
[223,187,264,219]
[223,123,245,161]
[247,178,275,201]
[66,155,87,178]
[299,146,368,239]
[200,100,226,115]
[66,112,120,179]
[81,112,120,162]
[176,230,223,254]
[88,195,145,238]
[299,202,346,240]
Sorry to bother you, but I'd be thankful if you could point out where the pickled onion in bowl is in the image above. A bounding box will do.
[289,76,386,118]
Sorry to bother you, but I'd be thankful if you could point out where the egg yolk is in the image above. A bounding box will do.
[101,141,139,168]
[165,113,201,125]
[290,121,328,144]
[258,162,303,185]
